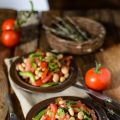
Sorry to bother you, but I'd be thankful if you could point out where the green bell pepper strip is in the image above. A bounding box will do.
[57,108,65,117]
[32,109,46,120]
[19,71,35,84]
[48,62,59,71]
[29,52,43,68]
[41,82,58,87]
[45,53,56,62]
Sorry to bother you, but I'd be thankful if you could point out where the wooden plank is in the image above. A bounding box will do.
[0,47,12,120]
[0,9,17,120]
[48,0,120,10]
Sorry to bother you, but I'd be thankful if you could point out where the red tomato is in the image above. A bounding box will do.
[40,61,47,68]
[33,79,43,87]
[1,30,20,47]
[50,103,57,120]
[85,64,111,91]
[42,72,53,83]
[41,68,49,80]
[41,115,51,120]
[2,19,16,31]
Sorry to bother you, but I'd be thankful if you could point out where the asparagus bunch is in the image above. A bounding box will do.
[43,16,93,42]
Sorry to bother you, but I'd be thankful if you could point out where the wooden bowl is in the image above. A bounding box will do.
[45,17,106,55]
[26,96,108,120]
[10,52,78,93]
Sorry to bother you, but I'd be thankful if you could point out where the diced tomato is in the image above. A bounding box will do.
[41,68,49,80]
[40,61,47,68]
[33,79,43,86]
[25,58,32,71]
[50,103,57,120]
[41,115,51,120]
[25,58,35,72]
[42,72,53,83]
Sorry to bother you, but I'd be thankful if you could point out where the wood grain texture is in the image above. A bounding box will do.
[0,9,16,120]
[48,0,120,10]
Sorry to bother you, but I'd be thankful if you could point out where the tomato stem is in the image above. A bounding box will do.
[95,62,101,73]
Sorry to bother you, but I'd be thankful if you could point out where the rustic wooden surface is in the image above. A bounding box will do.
[48,0,120,10]
[0,9,120,120]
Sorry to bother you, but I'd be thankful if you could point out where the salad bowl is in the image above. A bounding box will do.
[26,96,108,120]
[10,50,78,93]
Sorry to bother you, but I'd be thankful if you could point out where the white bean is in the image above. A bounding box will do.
[35,76,39,80]
[35,70,39,75]
[60,76,66,82]
[23,58,27,63]
[77,111,84,119]
[69,117,75,120]
[68,108,74,116]
[57,54,63,60]
[59,100,65,105]
[46,52,52,57]
[18,65,24,72]
[64,73,69,78]
[37,62,41,66]
[21,63,25,68]
[53,73,59,83]
[61,66,69,75]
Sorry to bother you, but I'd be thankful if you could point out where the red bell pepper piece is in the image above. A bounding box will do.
[42,72,53,83]
[33,79,43,87]
[40,61,47,68]
[50,103,57,120]
[41,68,49,80]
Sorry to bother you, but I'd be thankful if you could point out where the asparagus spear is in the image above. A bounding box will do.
[53,16,76,34]
[43,25,80,42]
[65,16,89,40]
[53,16,87,41]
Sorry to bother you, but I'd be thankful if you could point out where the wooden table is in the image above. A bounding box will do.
[0,9,120,120]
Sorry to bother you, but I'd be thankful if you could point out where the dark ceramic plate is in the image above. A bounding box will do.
[26,96,108,120]
[10,53,78,93]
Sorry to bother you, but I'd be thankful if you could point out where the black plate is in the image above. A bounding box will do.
[10,52,78,93]
[26,96,108,120]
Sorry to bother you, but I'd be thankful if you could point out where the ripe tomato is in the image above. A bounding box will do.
[50,103,57,120]
[1,30,20,47]
[2,19,16,31]
[33,79,43,87]
[85,64,111,91]
[40,61,47,68]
